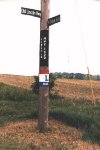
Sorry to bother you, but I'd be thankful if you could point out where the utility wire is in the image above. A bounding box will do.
[73,0,95,105]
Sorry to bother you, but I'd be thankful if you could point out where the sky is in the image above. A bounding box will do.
[0,0,100,76]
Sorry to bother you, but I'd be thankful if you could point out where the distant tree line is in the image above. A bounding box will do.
[53,72,100,81]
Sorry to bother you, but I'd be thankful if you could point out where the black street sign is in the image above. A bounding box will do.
[40,30,49,67]
[21,7,41,18]
[48,15,60,26]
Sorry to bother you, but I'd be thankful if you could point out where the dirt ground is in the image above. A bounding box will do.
[0,120,100,150]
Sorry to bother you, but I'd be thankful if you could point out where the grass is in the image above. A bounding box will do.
[50,97,100,143]
[0,82,100,149]
[0,83,37,126]
[0,136,18,150]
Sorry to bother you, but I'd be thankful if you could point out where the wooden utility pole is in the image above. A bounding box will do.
[38,0,50,131]
[21,0,60,131]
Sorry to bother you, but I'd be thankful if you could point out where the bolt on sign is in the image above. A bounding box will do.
[39,74,49,86]
[40,30,49,67]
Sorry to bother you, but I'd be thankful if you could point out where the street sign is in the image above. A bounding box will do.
[21,7,41,18]
[48,15,60,26]
[40,30,49,67]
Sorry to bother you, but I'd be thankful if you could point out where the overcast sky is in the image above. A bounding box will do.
[0,0,100,75]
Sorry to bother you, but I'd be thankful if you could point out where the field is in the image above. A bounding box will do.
[0,74,100,149]
[0,74,100,101]
[0,74,33,89]
[54,78,100,102]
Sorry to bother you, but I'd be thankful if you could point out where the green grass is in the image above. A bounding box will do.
[0,136,39,150]
[0,83,37,126]
[0,82,100,145]
[50,98,100,143]
[0,136,18,150]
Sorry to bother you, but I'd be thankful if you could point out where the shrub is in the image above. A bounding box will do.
[31,73,57,94]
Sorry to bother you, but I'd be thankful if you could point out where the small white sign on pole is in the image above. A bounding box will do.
[39,74,49,82]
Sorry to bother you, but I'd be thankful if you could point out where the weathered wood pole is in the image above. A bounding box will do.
[38,0,50,131]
